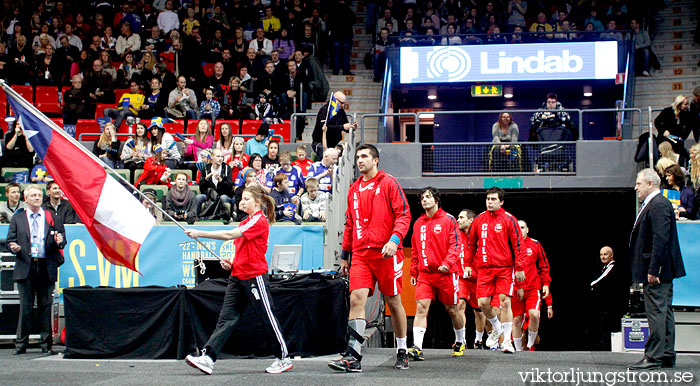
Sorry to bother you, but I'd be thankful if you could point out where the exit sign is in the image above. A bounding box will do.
[471,85,502,97]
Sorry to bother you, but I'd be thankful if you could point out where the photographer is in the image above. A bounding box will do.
[1,117,35,170]
[529,93,578,141]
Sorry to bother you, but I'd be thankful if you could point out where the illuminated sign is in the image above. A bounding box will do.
[400,41,618,84]
[471,85,502,96]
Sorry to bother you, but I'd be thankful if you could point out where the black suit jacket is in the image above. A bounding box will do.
[629,193,686,283]
[7,208,67,282]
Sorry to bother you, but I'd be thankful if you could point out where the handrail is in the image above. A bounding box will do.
[578,107,643,138]
[360,113,418,143]
[290,112,318,142]
[78,132,284,142]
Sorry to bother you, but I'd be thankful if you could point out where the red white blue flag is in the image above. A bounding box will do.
[5,86,154,272]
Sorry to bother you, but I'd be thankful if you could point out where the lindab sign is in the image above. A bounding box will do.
[400,41,618,84]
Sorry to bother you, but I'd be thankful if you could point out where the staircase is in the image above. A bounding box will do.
[633,0,699,128]
[300,2,383,143]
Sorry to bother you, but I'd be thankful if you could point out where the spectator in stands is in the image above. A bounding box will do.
[493,112,519,142]
[251,27,274,59]
[269,173,302,224]
[121,122,152,183]
[100,26,118,58]
[292,144,313,175]
[1,118,35,169]
[584,8,605,32]
[182,7,200,36]
[529,12,553,33]
[689,144,700,218]
[664,164,695,219]
[241,47,264,79]
[372,28,390,72]
[553,20,576,41]
[56,35,80,86]
[99,50,118,82]
[307,148,339,194]
[262,6,282,36]
[227,137,249,181]
[165,172,198,225]
[0,183,25,224]
[86,58,115,106]
[104,80,145,130]
[312,91,355,158]
[487,26,508,44]
[440,23,463,46]
[263,140,281,169]
[62,75,92,124]
[506,0,527,29]
[328,0,355,75]
[184,119,215,164]
[297,23,317,56]
[136,143,171,188]
[216,123,235,161]
[278,59,308,120]
[600,19,623,42]
[42,181,78,224]
[139,77,168,120]
[221,77,249,119]
[63,23,83,51]
[606,0,628,22]
[274,28,296,60]
[208,5,232,34]
[167,75,199,131]
[254,93,277,122]
[300,177,327,222]
[139,51,158,77]
[155,62,177,96]
[529,93,577,141]
[158,0,180,35]
[238,66,256,107]
[144,26,166,56]
[92,122,122,169]
[231,27,250,63]
[198,88,221,127]
[255,61,282,100]
[377,8,399,35]
[461,18,482,44]
[511,25,525,43]
[30,162,53,184]
[140,188,162,224]
[115,51,139,88]
[655,157,675,186]
[232,168,256,221]
[34,44,60,86]
[197,148,234,213]
[655,95,693,166]
[149,118,181,169]
[629,19,652,77]
[115,22,141,58]
[235,154,271,193]
[658,142,682,167]
[8,34,33,85]
[277,152,305,201]
[33,32,56,56]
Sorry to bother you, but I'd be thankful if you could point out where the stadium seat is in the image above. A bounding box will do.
[0,183,7,201]
[140,184,168,201]
[95,103,110,118]
[213,120,240,140]
[2,167,30,182]
[109,169,131,183]
[133,169,144,182]
[114,88,130,104]
[241,120,264,136]
[76,119,103,141]
[171,169,193,181]
[50,118,64,128]
[203,63,215,77]
[12,85,33,104]
[160,52,174,63]
[163,120,186,135]
[269,122,291,143]
[35,91,62,115]
[0,87,7,115]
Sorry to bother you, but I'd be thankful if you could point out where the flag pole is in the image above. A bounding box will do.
[325,90,334,124]
[0,80,223,265]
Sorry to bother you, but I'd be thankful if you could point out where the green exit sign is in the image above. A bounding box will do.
[471,85,502,97]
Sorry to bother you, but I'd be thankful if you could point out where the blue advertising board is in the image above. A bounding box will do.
[0,224,324,290]
[400,41,618,84]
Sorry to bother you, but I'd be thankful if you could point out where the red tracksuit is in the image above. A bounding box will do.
[458,230,480,307]
[512,237,552,317]
[465,208,526,298]
[410,209,460,304]
[342,170,411,295]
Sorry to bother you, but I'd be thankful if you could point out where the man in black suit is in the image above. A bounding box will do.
[629,168,686,370]
[589,246,627,350]
[7,185,66,355]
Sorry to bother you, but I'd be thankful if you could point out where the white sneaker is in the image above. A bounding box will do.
[485,328,503,348]
[186,351,214,375]
[265,357,293,374]
[502,340,515,354]
[642,71,651,77]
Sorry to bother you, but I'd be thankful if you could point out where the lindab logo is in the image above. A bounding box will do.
[481,50,583,74]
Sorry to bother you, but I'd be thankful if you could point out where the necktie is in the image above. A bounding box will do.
[31,212,39,239]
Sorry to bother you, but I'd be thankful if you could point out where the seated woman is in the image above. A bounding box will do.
[227,136,249,182]
[149,118,181,169]
[654,95,693,167]
[121,122,152,183]
[93,122,122,168]
[490,112,521,172]
[234,153,270,193]
[664,164,695,219]
[165,172,198,224]
[492,112,519,142]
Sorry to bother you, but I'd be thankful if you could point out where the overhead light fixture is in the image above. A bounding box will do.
[504,87,513,99]
[583,85,592,97]
[427,88,437,100]
[421,113,435,119]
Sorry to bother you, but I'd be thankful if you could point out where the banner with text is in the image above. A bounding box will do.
[0,224,324,290]
[400,41,618,84]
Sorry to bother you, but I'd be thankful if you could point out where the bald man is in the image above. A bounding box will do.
[589,246,627,350]
[311,91,357,159]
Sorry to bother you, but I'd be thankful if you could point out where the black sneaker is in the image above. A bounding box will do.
[394,348,409,370]
[474,340,485,349]
[328,354,362,373]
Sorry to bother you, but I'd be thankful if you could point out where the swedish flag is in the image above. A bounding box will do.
[328,93,341,119]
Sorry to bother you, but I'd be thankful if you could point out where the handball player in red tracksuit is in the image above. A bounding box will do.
[184,185,292,375]
[464,187,526,354]
[407,187,464,361]
[456,209,488,349]
[328,144,411,372]
[511,220,551,351]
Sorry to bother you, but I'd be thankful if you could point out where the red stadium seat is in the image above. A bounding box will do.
[114,88,130,104]
[213,120,240,140]
[50,118,64,128]
[35,88,62,115]
[12,85,33,104]
[95,103,110,118]
[163,120,185,135]
[160,52,174,63]
[203,63,215,77]
[35,86,59,99]
[241,120,264,136]
[269,122,291,143]
[165,61,174,73]
[0,87,7,114]
[76,119,103,141]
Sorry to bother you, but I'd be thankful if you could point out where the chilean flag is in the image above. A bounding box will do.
[5,86,154,272]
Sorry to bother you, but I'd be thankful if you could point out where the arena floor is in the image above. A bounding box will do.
[1,347,698,386]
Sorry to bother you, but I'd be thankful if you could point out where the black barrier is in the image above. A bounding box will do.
[63,273,347,359]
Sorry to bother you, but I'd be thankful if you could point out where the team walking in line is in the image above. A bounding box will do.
[183,143,552,375]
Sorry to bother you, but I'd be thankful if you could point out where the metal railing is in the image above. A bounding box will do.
[360,113,418,143]
[422,141,576,176]
[78,132,284,142]
[578,107,644,138]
